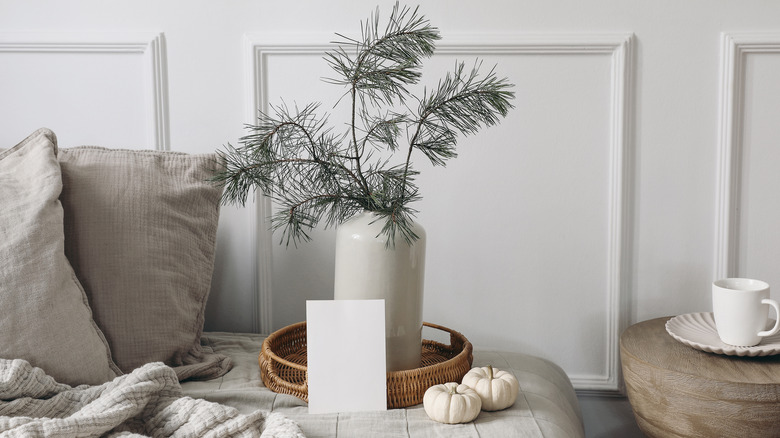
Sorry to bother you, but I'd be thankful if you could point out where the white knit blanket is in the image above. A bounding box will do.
[0,359,305,438]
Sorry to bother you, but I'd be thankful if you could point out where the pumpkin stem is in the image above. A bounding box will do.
[448,385,458,395]
[487,365,494,380]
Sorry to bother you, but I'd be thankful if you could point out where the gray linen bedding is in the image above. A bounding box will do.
[181,332,586,438]
[0,359,304,437]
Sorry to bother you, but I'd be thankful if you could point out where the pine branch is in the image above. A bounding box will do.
[400,61,515,195]
[361,110,407,152]
[324,3,440,105]
[419,62,515,136]
[212,2,515,246]
[273,193,346,247]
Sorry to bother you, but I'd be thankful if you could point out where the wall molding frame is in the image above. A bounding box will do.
[244,33,635,393]
[0,32,170,150]
[715,32,780,280]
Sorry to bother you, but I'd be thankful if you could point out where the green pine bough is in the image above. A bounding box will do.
[213,3,515,246]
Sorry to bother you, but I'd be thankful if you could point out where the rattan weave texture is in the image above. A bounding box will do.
[259,322,473,408]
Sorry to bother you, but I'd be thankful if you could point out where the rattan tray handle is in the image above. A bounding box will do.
[261,323,307,372]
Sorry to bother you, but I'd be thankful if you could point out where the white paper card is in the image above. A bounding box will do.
[306,299,387,414]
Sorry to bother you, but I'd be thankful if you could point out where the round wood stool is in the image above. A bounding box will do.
[620,317,780,437]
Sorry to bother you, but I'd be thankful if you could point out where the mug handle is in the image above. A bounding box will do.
[758,298,780,337]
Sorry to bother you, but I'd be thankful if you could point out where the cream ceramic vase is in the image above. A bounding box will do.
[333,211,426,371]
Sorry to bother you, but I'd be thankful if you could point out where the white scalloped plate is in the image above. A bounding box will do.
[665,312,780,357]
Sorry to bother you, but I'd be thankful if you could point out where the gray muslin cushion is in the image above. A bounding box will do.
[59,146,231,380]
[0,128,120,386]
[182,332,587,438]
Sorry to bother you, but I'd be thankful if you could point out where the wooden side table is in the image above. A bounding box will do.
[620,317,780,437]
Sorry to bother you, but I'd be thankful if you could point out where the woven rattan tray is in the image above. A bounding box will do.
[259,321,473,408]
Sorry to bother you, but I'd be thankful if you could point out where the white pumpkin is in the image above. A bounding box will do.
[462,365,519,411]
[423,382,482,424]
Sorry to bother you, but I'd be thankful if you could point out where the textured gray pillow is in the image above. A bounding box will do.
[0,128,120,386]
[59,146,231,380]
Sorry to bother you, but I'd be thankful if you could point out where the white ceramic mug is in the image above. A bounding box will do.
[712,278,780,346]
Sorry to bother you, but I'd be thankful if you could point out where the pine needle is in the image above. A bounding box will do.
[211,2,515,246]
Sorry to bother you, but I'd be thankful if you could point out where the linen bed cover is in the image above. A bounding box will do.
[181,332,586,438]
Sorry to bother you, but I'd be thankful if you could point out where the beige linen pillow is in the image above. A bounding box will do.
[59,147,231,380]
[0,128,120,386]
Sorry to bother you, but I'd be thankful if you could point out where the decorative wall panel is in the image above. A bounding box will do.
[245,33,634,392]
[716,32,780,289]
[0,32,168,149]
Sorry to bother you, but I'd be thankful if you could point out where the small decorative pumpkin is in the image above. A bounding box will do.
[423,382,482,424]
[462,365,519,411]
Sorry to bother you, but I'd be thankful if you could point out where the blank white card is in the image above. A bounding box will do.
[306,299,387,414]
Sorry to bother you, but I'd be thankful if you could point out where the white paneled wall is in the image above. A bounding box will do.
[248,33,633,391]
[716,33,780,291]
[3,1,780,405]
[0,32,167,149]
